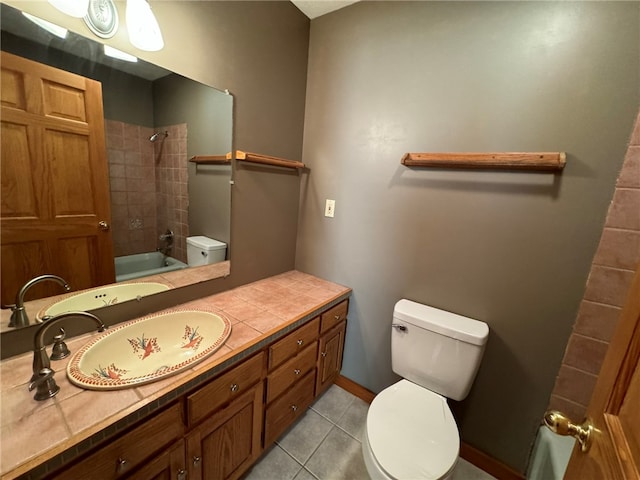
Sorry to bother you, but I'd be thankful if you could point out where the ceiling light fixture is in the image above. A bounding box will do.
[22,12,68,39]
[48,0,90,18]
[126,0,164,52]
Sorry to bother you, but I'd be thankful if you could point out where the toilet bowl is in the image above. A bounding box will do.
[363,380,459,480]
[363,300,489,480]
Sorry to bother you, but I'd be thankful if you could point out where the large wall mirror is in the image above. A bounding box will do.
[0,3,233,332]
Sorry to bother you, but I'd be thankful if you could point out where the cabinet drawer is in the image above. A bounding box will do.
[266,342,318,403]
[264,370,316,446]
[268,317,320,371]
[187,352,264,426]
[54,403,184,479]
[320,300,348,333]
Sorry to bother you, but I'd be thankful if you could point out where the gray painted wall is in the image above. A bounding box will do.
[296,1,640,473]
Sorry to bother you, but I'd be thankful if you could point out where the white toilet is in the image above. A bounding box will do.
[363,299,489,480]
[186,236,227,266]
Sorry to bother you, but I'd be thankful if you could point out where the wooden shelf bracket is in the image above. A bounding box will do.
[401,152,566,171]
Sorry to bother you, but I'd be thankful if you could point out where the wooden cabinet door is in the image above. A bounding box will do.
[316,320,346,395]
[127,439,186,480]
[186,382,263,480]
[1,51,114,305]
[564,263,640,479]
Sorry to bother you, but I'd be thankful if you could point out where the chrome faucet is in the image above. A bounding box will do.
[29,311,106,401]
[8,275,70,328]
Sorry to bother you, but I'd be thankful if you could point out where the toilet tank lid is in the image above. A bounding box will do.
[393,299,489,346]
[186,236,226,250]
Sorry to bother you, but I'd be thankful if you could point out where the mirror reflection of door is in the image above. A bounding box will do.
[1,51,115,305]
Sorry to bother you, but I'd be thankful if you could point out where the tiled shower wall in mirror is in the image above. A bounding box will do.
[106,120,189,263]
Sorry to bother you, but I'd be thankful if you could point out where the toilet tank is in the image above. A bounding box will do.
[186,236,227,266]
[392,299,489,401]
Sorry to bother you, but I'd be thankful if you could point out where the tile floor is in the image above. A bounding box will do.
[245,384,497,480]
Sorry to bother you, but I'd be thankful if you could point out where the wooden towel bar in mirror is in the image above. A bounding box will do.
[231,150,305,169]
[190,155,232,164]
[401,152,566,171]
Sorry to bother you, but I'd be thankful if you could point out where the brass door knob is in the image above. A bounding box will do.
[98,220,110,231]
[543,410,594,452]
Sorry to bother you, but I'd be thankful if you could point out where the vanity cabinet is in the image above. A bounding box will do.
[43,300,349,480]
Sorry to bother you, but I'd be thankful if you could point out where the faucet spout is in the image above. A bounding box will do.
[30,311,106,400]
[9,274,71,328]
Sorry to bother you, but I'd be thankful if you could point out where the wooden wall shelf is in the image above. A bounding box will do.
[401,152,566,171]
[189,155,231,164]
[231,150,305,169]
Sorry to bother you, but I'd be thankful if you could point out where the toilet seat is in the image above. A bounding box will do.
[366,379,459,479]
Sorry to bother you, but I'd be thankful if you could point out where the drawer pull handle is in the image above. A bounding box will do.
[291,405,298,412]
[334,315,340,320]
[177,468,187,480]
[230,383,239,392]
[116,457,128,473]
[321,351,327,357]
[294,369,301,375]
[192,456,201,466]
[297,339,304,346]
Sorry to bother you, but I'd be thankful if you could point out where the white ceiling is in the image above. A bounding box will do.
[291,0,360,19]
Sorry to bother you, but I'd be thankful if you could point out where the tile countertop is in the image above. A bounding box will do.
[0,270,351,480]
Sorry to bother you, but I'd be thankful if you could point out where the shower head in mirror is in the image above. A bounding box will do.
[149,131,168,142]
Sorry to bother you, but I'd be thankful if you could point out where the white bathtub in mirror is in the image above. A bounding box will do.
[115,252,188,282]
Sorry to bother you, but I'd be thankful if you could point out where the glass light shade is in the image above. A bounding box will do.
[22,12,68,39]
[48,0,90,18]
[126,0,164,52]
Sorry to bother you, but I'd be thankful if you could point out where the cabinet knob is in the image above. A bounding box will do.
[291,405,298,412]
[294,369,301,375]
[297,339,304,346]
[334,315,340,320]
[177,468,187,480]
[321,351,327,357]
[230,383,239,392]
[116,457,128,473]
[192,456,201,466]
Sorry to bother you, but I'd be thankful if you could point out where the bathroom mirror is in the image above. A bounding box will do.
[0,3,233,330]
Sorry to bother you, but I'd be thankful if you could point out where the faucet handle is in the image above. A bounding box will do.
[28,368,60,400]
[50,328,70,360]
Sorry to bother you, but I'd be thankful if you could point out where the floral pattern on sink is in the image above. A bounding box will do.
[128,334,161,360]
[67,309,232,390]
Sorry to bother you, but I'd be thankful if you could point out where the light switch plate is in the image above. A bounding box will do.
[325,199,335,218]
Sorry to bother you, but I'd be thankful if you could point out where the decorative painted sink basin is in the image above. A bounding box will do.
[37,282,171,321]
[67,309,232,390]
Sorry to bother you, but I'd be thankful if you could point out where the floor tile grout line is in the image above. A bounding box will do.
[278,406,342,467]
[333,422,362,444]
[273,443,306,478]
